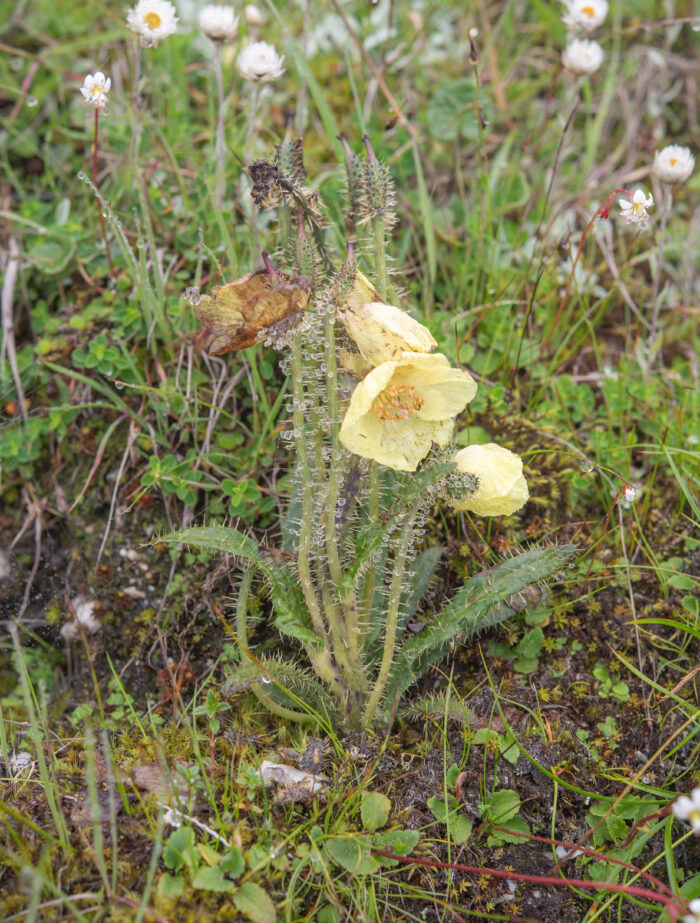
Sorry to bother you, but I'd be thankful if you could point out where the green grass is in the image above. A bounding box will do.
[1,0,699,920]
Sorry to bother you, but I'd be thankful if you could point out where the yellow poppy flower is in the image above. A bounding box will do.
[452,444,529,516]
[339,353,477,471]
[340,270,436,366]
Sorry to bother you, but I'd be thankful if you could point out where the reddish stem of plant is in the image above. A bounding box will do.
[261,249,283,287]
[370,850,685,919]
[539,188,632,356]
[489,826,675,898]
[92,108,116,278]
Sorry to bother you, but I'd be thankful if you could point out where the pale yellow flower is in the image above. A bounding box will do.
[342,302,437,366]
[339,352,477,471]
[452,443,529,516]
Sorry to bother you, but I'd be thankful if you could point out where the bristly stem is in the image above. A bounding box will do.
[212,41,226,207]
[92,108,116,278]
[363,509,415,726]
[245,84,261,147]
[648,185,671,367]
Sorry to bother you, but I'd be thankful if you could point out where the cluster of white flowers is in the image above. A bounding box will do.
[685,900,700,923]
[561,0,606,75]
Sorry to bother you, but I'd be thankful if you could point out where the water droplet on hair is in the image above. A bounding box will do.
[26,96,38,107]
[579,461,594,473]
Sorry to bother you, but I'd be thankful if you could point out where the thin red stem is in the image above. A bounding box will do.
[371,850,685,918]
[539,188,632,356]
[92,108,116,278]
[489,826,675,898]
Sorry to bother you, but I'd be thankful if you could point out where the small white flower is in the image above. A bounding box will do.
[562,0,608,31]
[562,38,604,75]
[685,898,700,923]
[653,145,695,185]
[673,787,700,833]
[468,27,479,38]
[237,41,285,83]
[619,189,654,227]
[244,4,265,27]
[623,485,637,502]
[126,0,178,46]
[61,596,101,641]
[199,5,239,41]
[80,72,111,110]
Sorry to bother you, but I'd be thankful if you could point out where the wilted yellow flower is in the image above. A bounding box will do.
[339,353,477,471]
[452,443,529,516]
[342,302,437,366]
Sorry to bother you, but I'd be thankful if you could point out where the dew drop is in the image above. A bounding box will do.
[579,460,594,473]
[77,171,86,181]
[261,676,271,685]
[26,96,38,108]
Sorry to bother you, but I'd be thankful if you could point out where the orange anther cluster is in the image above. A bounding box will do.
[371,384,424,422]
[145,11,162,28]
[581,5,595,15]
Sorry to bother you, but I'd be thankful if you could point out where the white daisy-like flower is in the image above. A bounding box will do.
[199,5,239,41]
[126,0,178,46]
[673,787,700,833]
[685,899,700,923]
[80,72,111,110]
[562,38,604,75]
[237,41,285,83]
[562,0,608,32]
[653,145,695,185]
[619,189,654,228]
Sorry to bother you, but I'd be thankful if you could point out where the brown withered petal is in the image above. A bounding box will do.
[195,269,311,354]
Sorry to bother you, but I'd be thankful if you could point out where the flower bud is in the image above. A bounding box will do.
[452,444,529,516]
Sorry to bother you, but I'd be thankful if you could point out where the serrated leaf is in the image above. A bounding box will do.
[160,526,320,650]
[361,791,391,833]
[388,545,576,702]
[191,865,235,892]
[233,882,276,923]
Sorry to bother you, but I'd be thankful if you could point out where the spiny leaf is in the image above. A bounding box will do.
[388,545,576,702]
[160,526,320,650]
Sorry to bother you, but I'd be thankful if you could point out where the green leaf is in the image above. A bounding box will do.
[220,847,245,878]
[426,79,485,141]
[486,815,529,846]
[157,872,184,899]
[516,627,544,659]
[233,882,277,923]
[160,526,321,650]
[427,796,471,844]
[481,789,521,825]
[325,837,381,875]
[191,865,235,892]
[163,827,196,872]
[372,829,420,859]
[388,545,576,701]
[361,792,391,833]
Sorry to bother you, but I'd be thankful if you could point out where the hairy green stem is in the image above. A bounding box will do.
[372,214,390,302]
[363,510,414,725]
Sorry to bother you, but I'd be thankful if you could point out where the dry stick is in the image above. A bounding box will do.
[15,501,42,621]
[92,108,116,278]
[1,236,26,419]
[370,851,686,918]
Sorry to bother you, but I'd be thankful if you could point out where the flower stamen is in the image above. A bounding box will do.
[371,384,424,422]
[144,10,162,27]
